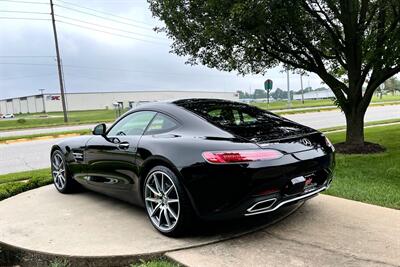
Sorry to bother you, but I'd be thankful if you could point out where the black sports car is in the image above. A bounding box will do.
[51,99,335,236]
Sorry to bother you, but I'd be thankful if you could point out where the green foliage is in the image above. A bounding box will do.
[48,259,70,267]
[0,169,51,201]
[130,259,180,267]
[325,124,400,209]
[17,118,26,124]
[149,0,400,144]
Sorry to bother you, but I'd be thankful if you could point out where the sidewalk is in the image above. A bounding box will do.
[167,195,400,267]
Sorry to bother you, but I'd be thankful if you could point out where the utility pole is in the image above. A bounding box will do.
[300,73,304,104]
[287,69,291,108]
[50,0,68,122]
[39,89,46,113]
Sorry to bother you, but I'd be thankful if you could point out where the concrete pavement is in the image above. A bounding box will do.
[0,137,64,174]
[167,195,400,267]
[1,186,398,266]
[0,105,399,175]
[286,104,400,129]
[0,185,301,266]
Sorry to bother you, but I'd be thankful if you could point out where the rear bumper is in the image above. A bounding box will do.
[181,149,335,220]
[245,184,328,216]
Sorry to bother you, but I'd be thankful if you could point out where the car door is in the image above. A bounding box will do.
[84,110,157,203]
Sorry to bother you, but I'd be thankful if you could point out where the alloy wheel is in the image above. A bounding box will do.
[52,153,66,190]
[144,171,180,232]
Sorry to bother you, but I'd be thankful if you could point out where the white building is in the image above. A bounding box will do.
[0,90,239,114]
[292,89,335,101]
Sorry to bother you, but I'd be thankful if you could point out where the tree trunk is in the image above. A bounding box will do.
[345,108,365,146]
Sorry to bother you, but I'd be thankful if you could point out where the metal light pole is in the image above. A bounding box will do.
[39,89,46,113]
[287,69,291,108]
[300,73,304,104]
[50,0,68,122]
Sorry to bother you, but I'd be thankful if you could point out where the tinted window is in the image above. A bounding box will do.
[174,99,315,140]
[145,113,178,135]
[108,111,156,136]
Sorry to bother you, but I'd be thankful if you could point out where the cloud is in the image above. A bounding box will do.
[0,0,324,99]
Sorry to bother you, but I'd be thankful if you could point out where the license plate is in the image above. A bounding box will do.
[291,176,305,185]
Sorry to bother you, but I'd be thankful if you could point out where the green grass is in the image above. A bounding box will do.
[0,168,51,201]
[325,124,400,209]
[130,259,180,267]
[0,109,125,131]
[320,118,400,132]
[0,129,91,142]
[253,94,400,110]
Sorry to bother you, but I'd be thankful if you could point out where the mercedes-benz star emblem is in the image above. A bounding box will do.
[301,138,312,146]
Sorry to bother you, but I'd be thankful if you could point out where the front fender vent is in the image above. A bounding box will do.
[72,152,84,161]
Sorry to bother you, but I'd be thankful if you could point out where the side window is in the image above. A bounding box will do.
[108,111,156,136]
[145,113,179,135]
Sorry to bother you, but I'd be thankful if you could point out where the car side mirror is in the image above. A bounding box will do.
[92,123,106,136]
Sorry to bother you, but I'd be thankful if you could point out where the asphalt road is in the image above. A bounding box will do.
[0,105,399,175]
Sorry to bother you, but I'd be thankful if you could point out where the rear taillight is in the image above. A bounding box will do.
[202,150,283,164]
[324,136,335,152]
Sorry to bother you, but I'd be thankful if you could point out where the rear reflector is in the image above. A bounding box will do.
[202,150,283,163]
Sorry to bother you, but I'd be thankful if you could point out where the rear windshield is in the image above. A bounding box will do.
[174,100,315,140]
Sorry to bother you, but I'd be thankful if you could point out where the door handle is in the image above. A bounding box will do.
[118,142,130,150]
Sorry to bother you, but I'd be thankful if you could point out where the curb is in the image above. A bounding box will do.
[0,133,81,144]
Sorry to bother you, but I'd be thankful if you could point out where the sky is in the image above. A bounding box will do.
[0,0,325,100]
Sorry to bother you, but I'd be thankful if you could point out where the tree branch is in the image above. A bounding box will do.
[361,66,400,112]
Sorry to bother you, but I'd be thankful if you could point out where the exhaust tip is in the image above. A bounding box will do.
[247,198,277,213]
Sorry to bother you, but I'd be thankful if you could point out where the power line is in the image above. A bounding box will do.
[0,16,50,20]
[0,73,55,81]
[56,19,167,45]
[0,10,50,15]
[0,55,54,57]
[0,63,55,66]
[54,4,153,31]
[0,0,48,4]
[0,62,235,77]
[55,0,152,28]
[55,14,165,41]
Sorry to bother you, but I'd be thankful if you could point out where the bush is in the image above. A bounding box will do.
[17,118,26,124]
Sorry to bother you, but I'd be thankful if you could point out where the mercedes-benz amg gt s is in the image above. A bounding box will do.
[51,99,335,236]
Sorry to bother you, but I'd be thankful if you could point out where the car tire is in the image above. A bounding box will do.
[51,150,80,193]
[143,165,194,237]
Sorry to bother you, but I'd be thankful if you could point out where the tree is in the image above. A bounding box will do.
[149,0,400,151]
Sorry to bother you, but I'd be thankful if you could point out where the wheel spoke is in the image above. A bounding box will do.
[161,173,164,192]
[146,184,161,197]
[52,158,59,170]
[58,174,66,184]
[157,211,162,226]
[145,197,160,203]
[167,206,178,220]
[164,185,174,196]
[164,208,171,227]
[167,198,179,204]
[150,203,161,217]
[153,174,161,193]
